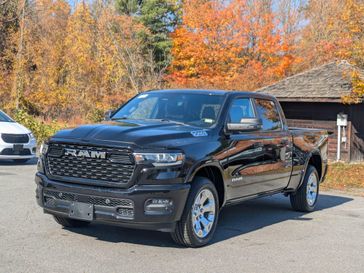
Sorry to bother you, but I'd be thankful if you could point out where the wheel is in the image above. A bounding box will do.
[290,165,319,212]
[13,159,29,164]
[53,215,90,228]
[171,177,219,247]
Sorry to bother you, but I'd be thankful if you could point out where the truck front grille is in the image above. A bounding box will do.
[45,143,135,185]
[0,148,31,155]
[1,133,29,143]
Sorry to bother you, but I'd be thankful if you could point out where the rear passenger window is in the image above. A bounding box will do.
[255,99,281,131]
[228,98,255,123]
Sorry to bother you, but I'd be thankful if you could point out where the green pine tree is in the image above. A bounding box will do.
[115,0,139,15]
[115,0,181,72]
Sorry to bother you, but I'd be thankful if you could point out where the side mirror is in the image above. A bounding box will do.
[104,109,114,121]
[227,118,262,132]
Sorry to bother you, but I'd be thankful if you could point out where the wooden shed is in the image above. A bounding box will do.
[257,60,364,162]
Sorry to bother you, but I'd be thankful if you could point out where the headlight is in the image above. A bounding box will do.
[29,133,35,139]
[40,143,48,155]
[133,152,185,167]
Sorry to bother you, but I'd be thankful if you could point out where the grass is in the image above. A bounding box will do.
[322,163,364,194]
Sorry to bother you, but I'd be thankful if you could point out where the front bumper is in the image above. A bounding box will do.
[0,138,37,160]
[35,173,190,232]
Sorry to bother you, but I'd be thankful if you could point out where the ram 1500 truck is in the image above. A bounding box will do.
[35,89,328,247]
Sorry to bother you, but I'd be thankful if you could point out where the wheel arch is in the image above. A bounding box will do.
[298,150,323,189]
[186,162,226,208]
[308,152,323,180]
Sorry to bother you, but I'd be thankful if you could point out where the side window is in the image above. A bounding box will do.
[228,98,255,123]
[254,99,281,131]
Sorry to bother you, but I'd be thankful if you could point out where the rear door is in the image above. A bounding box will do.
[225,97,292,200]
[252,98,292,190]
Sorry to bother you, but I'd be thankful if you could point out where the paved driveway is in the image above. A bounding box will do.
[1,159,363,273]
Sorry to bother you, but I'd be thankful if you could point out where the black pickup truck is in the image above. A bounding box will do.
[35,89,328,247]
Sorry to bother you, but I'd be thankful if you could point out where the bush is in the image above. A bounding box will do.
[13,109,62,143]
[86,108,105,123]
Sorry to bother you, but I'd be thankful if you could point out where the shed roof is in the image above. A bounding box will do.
[256,60,364,102]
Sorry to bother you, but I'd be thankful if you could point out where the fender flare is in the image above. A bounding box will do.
[185,160,227,207]
[297,149,323,190]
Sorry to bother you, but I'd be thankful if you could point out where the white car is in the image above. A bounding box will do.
[0,110,37,163]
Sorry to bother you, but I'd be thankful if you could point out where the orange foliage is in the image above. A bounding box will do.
[1,0,364,124]
[0,1,161,121]
[299,0,364,103]
[168,0,299,90]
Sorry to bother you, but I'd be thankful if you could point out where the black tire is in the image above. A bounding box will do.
[290,165,319,212]
[53,215,90,228]
[171,177,219,248]
[13,159,29,164]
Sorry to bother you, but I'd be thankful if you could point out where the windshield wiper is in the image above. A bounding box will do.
[158,119,190,126]
[110,117,128,121]
[110,117,190,126]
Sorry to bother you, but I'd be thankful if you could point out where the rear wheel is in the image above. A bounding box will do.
[53,215,90,228]
[290,165,319,212]
[171,177,219,247]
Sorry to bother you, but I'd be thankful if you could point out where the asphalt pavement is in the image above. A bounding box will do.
[1,159,363,273]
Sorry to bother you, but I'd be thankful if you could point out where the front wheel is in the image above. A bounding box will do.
[171,177,219,247]
[290,165,319,212]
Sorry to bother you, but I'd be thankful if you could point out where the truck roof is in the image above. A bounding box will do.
[146,89,276,100]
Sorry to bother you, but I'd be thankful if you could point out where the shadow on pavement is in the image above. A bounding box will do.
[0,157,38,166]
[64,193,352,248]
[212,194,351,244]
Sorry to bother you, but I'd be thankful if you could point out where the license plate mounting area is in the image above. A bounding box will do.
[69,202,93,221]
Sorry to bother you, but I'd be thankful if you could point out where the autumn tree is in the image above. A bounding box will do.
[1,0,362,125]
[25,0,70,117]
[61,2,162,119]
[62,3,97,117]
[0,0,20,109]
[7,0,30,111]
[0,0,70,114]
[168,0,298,90]
[96,6,162,109]
[0,0,20,57]
[299,0,364,101]
[0,0,164,121]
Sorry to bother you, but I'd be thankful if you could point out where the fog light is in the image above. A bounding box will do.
[144,199,174,215]
[116,207,134,219]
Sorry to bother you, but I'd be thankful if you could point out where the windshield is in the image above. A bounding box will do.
[0,110,13,122]
[112,92,225,128]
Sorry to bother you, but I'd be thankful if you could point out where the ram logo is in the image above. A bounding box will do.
[64,148,107,159]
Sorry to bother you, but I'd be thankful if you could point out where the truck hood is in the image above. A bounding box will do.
[0,121,30,134]
[51,120,212,148]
